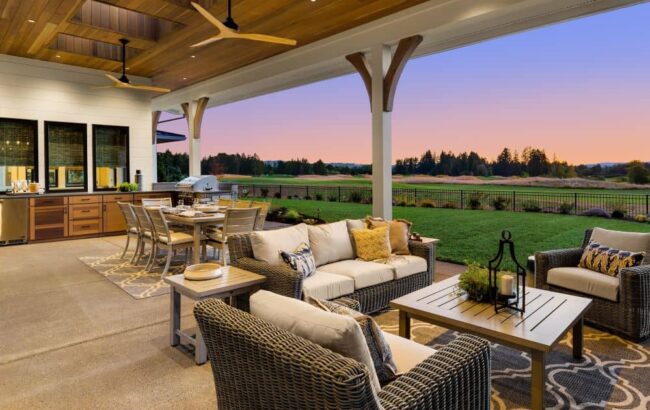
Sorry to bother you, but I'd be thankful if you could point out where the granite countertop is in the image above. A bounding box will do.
[0,190,173,199]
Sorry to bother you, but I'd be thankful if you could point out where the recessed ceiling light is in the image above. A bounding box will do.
[27,19,35,23]
[190,55,196,58]
[183,77,187,80]
[126,67,130,71]
[55,55,61,58]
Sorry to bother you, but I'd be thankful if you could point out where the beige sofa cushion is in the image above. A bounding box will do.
[319,259,394,290]
[547,267,619,302]
[307,221,354,266]
[386,255,428,280]
[382,332,436,374]
[250,290,381,393]
[590,228,650,263]
[250,223,309,265]
[302,271,355,301]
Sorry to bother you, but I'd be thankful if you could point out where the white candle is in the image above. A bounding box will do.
[500,274,514,296]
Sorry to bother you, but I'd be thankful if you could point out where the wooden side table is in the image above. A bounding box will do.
[163,266,266,364]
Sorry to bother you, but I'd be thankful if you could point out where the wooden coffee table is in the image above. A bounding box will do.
[163,266,266,364]
[390,276,592,410]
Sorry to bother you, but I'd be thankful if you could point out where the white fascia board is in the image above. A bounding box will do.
[152,0,645,113]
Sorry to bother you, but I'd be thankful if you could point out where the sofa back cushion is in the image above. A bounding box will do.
[590,228,650,263]
[308,221,355,266]
[250,223,309,265]
[365,217,412,255]
[250,290,381,393]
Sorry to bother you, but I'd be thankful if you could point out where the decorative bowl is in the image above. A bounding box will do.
[184,263,225,281]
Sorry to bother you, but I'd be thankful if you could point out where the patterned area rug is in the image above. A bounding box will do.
[375,309,650,410]
[79,252,187,299]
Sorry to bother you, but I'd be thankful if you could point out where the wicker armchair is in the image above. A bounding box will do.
[536,228,650,341]
[194,298,491,410]
[227,233,436,314]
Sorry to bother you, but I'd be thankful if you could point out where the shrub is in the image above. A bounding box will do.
[347,191,363,203]
[634,214,648,223]
[406,201,417,207]
[284,209,301,222]
[611,208,626,219]
[360,197,372,205]
[273,192,281,199]
[581,208,610,218]
[442,201,457,209]
[491,196,511,211]
[315,193,323,201]
[304,195,312,200]
[418,199,435,208]
[327,194,338,202]
[395,199,407,207]
[260,188,269,198]
[522,200,541,212]
[559,202,574,215]
[467,193,483,210]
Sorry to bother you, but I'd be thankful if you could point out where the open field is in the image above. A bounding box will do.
[223,175,650,195]
[266,198,650,266]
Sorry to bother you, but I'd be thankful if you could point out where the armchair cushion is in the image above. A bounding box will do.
[307,221,355,266]
[386,255,428,280]
[547,266,619,301]
[250,290,382,393]
[320,259,394,290]
[303,271,354,301]
[250,223,309,265]
[589,228,650,261]
[382,331,436,374]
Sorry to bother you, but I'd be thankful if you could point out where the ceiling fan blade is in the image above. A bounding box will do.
[235,32,297,46]
[191,1,231,33]
[105,73,123,84]
[128,84,171,93]
[92,85,118,90]
[190,35,224,48]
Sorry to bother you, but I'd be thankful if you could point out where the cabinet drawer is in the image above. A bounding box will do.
[103,194,133,203]
[30,197,67,207]
[69,219,102,236]
[69,195,100,205]
[33,226,67,241]
[70,204,101,220]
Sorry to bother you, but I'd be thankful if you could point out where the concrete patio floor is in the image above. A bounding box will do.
[0,235,463,409]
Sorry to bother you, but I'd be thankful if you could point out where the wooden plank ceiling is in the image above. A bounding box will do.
[0,0,428,91]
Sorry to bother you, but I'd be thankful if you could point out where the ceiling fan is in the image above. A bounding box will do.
[190,0,297,48]
[96,38,170,93]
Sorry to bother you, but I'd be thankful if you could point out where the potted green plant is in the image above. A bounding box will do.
[116,182,139,192]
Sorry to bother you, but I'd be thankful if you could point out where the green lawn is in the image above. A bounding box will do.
[267,198,650,267]
[224,175,650,195]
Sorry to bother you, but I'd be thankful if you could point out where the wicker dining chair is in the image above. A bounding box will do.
[145,207,199,277]
[131,205,157,269]
[117,202,140,261]
[194,298,492,410]
[206,207,259,265]
[250,200,271,230]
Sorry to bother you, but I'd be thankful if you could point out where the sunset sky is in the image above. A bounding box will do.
[158,3,650,165]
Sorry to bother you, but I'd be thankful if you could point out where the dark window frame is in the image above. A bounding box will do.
[0,117,39,185]
[92,124,130,191]
[44,121,88,193]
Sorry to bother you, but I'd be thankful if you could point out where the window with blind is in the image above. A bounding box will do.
[0,118,38,191]
[93,125,129,190]
[45,121,87,192]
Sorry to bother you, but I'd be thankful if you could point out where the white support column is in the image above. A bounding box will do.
[181,97,209,177]
[370,44,392,220]
[152,111,161,185]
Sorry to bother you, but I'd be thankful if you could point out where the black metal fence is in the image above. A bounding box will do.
[226,183,650,218]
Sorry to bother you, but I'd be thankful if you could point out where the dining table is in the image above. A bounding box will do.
[164,208,226,265]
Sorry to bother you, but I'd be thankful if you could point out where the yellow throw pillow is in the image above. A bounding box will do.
[351,226,391,261]
[579,241,645,277]
[365,217,412,255]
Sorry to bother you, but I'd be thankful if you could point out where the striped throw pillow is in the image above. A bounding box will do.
[280,242,317,278]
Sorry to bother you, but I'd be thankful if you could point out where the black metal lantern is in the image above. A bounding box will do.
[488,230,526,314]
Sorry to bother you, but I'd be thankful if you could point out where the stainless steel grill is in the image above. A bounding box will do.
[175,175,228,204]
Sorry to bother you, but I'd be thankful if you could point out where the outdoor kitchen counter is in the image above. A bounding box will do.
[17,191,177,243]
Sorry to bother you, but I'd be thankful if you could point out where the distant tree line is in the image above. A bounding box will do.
[157,149,650,185]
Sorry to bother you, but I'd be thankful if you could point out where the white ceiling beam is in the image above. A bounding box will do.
[152,0,646,113]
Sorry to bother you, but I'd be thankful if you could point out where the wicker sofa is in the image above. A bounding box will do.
[194,297,491,410]
[536,227,650,341]
[228,220,437,314]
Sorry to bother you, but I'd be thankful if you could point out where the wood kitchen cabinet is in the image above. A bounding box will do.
[102,194,133,233]
[29,197,68,241]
